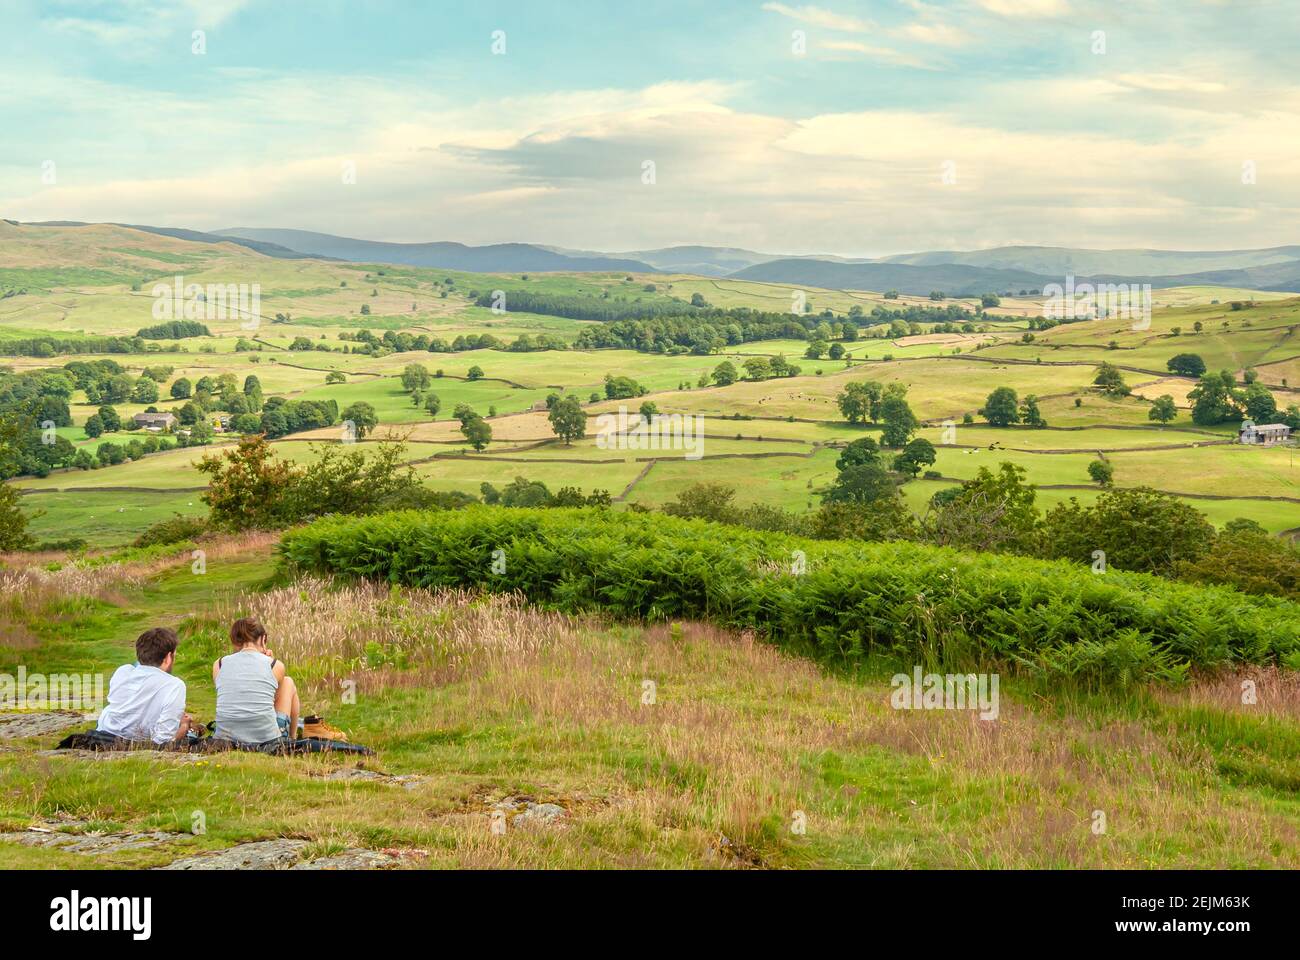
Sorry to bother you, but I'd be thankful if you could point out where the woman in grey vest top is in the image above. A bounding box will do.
[213,618,300,745]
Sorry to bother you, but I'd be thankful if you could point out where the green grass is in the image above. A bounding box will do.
[1,539,1296,869]
[19,490,209,546]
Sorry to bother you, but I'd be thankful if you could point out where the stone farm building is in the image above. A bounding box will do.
[133,411,177,432]
[1239,423,1291,446]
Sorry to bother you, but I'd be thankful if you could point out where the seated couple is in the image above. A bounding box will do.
[96,618,300,747]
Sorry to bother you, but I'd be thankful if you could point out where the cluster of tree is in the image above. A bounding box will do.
[0,403,76,479]
[480,476,611,508]
[0,369,74,426]
[61,359,166,407]
[199,436,428,530]
[257,397,339,439]
[659,460,1298,598]
[731,356,803,382]
[166,373,265,432]
[136,320,211,339]
[573,313,809,355]
[1,335,152,357]
[289,336,338,352]
[194,435,613,535]
[474,288,708,323]
[860,303,975,325]
[979,386,1046,427]
[819,436,933,504]
[0,407,40,545]
[502,333,568,352]
[340,329,496,356]
[485,295,994,358]
[71,433,179,471]
[833,381,920,444]
[1186,369,1296,427]
[453,403,492,451]
[604,374,648,400]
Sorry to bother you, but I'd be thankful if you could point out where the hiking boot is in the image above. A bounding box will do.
[301,716,349,742]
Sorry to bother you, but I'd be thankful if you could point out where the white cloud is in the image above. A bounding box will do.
[761,3,871,32]
[897,21,969,46]
[45,0,253,48]
[820,40,935,69]
[974,0,1071,18]
[1115,73,1228,95]
[5,49,1300,254]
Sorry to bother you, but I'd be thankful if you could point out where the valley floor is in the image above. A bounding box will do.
[0,538,1296,869]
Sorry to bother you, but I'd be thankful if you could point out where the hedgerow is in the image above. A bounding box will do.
[278,507,1300,685]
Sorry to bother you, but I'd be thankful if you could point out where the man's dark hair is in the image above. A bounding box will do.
[136,627,179,667]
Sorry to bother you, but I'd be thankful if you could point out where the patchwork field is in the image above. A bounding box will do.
[3,222,1298,547]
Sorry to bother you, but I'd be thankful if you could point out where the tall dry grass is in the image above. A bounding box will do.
[210,577,579,692]
[1155,666,1300,721]
[190,573,1300,867]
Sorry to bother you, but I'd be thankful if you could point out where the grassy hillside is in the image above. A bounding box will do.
[1,536,1296,869]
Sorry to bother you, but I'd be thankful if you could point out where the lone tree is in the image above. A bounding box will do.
[980,387,1020,426]
[1093,362,1129,397]
[400,363,431,392]
[836,437,881,471]
[879,392,918,447]
[423,393,442,419]
[548,395,587,445]
[1087,459,1114,487]
[1167,353,1207,378]
[341,401,378,439]
[1188,372,1240,425]
[712,361,738,386]
[823,462,897,505]
[892,437,937,478]
[1019,394,1046,427]
[461,415,492,452]
[836,380,882,424]
[0,483,33,552]
[1148,395,1178,424]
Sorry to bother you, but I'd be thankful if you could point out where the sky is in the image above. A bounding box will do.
[1,0,1298,257]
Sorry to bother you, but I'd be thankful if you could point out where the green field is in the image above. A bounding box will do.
[3,223,1298,547]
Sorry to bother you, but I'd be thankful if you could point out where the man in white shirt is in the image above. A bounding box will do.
[96,627,193,744]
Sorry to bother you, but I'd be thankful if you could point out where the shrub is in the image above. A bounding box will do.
[1040,487,1215,577]
[134,514,208,548]
[280,507,1300,683]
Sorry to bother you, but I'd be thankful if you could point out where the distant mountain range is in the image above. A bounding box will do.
[730,256,1300,296]
[216,230,1300,294]
[877,244,1300,276]
[216,228,656,274]
[25,221,322,260]
[15,221,1300,295]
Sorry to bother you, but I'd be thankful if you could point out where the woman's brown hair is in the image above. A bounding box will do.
[230,617,267,648]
